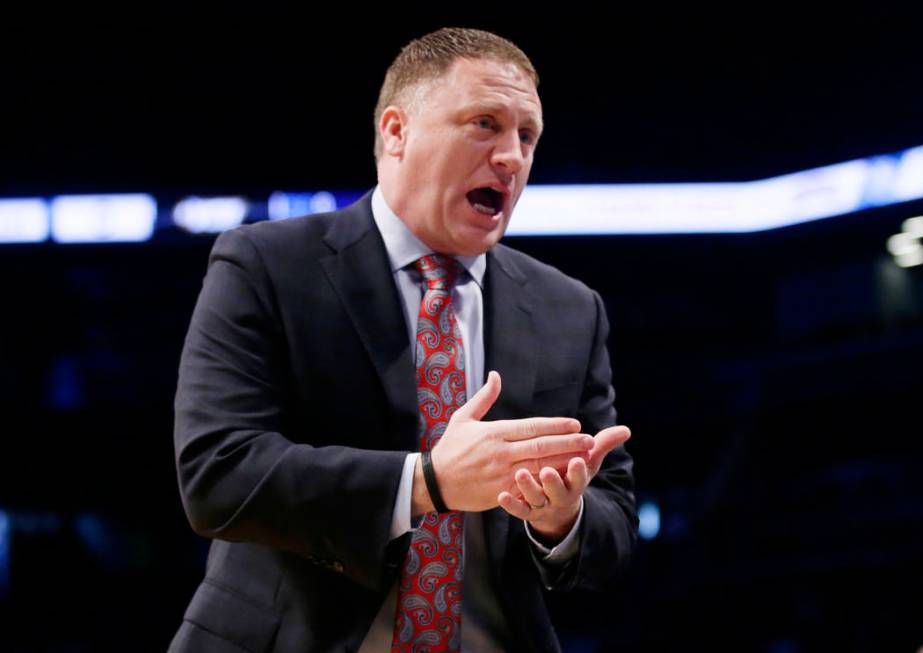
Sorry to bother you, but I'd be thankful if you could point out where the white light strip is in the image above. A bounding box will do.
[51,194,157,243]
[507,145,923,235]
[0,198,50,243]
[893,146,923,201]
[4,145,922,243]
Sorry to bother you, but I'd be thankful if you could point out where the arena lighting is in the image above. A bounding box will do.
[895,250,923,267]
[887,216,923,268]
[892,146,923,201]
[904,215,923,238]
[3,145,921,244]
[50,194,157,243]
[637,500,661,540]
[0,198,50,243]
[507,144,923,235]
[268,191,338,220]
[173,196,249,233]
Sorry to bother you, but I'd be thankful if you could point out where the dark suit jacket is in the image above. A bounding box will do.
[170,191,637,653]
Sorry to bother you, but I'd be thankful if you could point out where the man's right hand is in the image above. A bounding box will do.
[412,370,593,515]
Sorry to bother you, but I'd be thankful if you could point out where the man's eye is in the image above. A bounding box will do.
[476,117,493,129]
[519,131,534,144]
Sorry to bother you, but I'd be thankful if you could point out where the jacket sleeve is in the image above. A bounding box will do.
[549,289,638,592]
[173,227,408,591]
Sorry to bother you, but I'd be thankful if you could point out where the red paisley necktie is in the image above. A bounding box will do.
[391,254,466,652]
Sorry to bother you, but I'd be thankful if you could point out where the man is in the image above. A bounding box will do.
[170,28,636,653]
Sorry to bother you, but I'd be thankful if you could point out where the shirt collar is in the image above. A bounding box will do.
[371,185,486,288]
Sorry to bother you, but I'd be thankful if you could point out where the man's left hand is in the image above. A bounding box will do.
[497,425,631,544]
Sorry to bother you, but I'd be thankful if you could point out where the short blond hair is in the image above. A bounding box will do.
[373,27,539,161]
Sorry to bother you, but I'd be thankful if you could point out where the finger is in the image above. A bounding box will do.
[454,370,501,422]
[508,432,594,463]
[513,451,591,476]
[588,425,631,474]
[498,417,582,442]
[531,450,591,476]
[537,466,568,503]
[514,468,548,508]
[498,491,531,521]
[564,457,590,495]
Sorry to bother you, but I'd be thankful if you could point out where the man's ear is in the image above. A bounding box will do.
[379,106,409,158]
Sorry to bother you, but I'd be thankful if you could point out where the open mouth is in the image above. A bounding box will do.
[466,187,504,217]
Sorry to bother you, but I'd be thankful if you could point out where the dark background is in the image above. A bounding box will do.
[1,9,921,653]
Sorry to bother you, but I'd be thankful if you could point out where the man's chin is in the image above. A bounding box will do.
[452,213,510,255]
[451,227,506,256]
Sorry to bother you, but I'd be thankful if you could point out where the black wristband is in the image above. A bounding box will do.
[421,451,450,513]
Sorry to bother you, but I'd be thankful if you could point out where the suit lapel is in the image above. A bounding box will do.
[483,246,536,422]
[482,246,537,580]
[319,194,418,450]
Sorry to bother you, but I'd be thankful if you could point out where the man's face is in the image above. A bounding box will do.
[380,57,543,256]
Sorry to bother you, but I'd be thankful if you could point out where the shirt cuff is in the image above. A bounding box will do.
[389,453,420,540]
[524,495,584,564]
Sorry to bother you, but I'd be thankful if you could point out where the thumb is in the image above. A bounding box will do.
[588,425,631,474]
[455,370,501,422]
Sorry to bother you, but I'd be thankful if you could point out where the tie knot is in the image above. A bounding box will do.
[414,254,461,291]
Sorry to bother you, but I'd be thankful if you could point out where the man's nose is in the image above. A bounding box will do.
[490,130,525,176]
